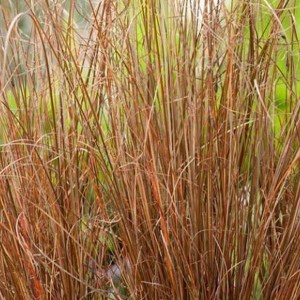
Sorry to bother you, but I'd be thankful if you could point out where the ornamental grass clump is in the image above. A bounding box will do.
[0,0,300,299]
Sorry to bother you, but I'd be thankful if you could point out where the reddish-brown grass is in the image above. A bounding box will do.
[0,0,300,299]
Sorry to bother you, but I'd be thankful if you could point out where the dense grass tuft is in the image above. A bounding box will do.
[0,0,300,299]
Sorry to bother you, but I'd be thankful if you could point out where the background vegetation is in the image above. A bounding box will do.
[0,0,300,299]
